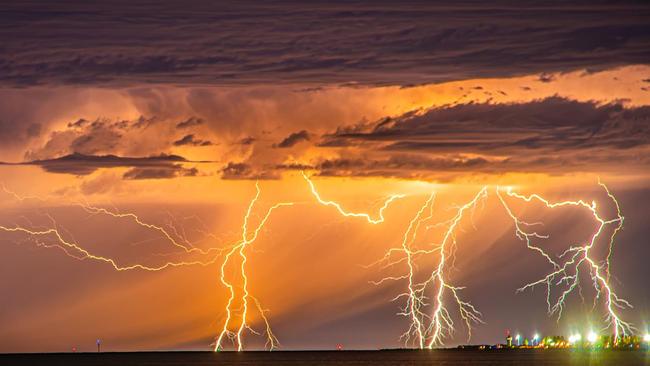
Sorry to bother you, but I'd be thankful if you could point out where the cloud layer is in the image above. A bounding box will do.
[1,2,649,87]
[5,152,200,179]
[20,96,642,182]
[227,97,650,180]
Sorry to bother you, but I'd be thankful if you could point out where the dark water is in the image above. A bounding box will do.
[1,350,648,366]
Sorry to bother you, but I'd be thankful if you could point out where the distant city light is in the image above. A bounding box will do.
[489,330,649,349]
[587,332,598,343]
[569,333,582,344]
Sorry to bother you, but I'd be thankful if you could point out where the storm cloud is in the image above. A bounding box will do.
[310,97,650,178]
[1,1,649,87]
[325,97,650,153]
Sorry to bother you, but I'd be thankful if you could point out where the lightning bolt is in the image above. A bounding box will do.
[302,171,405,224]
[0,178,636,350]
[0,185,228,270]
[323,176,489,348]
[426,187,488,348]
[373,188,487,348]
[214,182,293,351]
[354,183,487,349]
[2,184,47,202]
[75,200,216,255]
[391,192,435,348]
[0,222,226,271]
[497,182,633,341]
[1,182,292,351]
[371,182,630,348]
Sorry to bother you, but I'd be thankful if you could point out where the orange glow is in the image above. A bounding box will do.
[1,66,647,352]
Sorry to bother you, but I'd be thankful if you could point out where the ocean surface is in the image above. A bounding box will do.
[1,349,648,366]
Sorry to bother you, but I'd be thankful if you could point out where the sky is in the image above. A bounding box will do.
[0,1,649,353]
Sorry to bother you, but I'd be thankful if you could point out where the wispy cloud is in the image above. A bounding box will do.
[275,130,310,148]
[173,134,213,147]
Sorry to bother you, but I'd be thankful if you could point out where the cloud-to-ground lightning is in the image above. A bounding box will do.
[302,171,478,348]
[368,187,487,348]
[367,182,631,348]
[0,177,636,350]
[1,182,292,351]
[365,192,436,348]
[303,171,485,349]
[214,182,293,351]
[426,187,488,348]
[497,182,633,341]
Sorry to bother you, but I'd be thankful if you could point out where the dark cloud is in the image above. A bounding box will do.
[326,97,650,154]
[276,163,315,171]
[67,118,90,128]
[311,154,580,180]
[123,165,198,180]
[318,155,489,173]
[538,73,556,83]
[314,155,478,180]
[1,2,649,87]
[275,130,310,148]
[175,117,204,129]
[310,97,650,178]
[220,162,279,180]
[172,134,213,146]
[16,152,190,176]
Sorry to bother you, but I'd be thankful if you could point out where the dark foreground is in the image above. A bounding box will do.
[1,349,649,366]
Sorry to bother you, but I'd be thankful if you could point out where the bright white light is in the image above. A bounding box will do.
[515,334,520,340]
[587,332,598,343]
[568,333,581,344]
[644,333,650,342]
[533,333,539,340]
